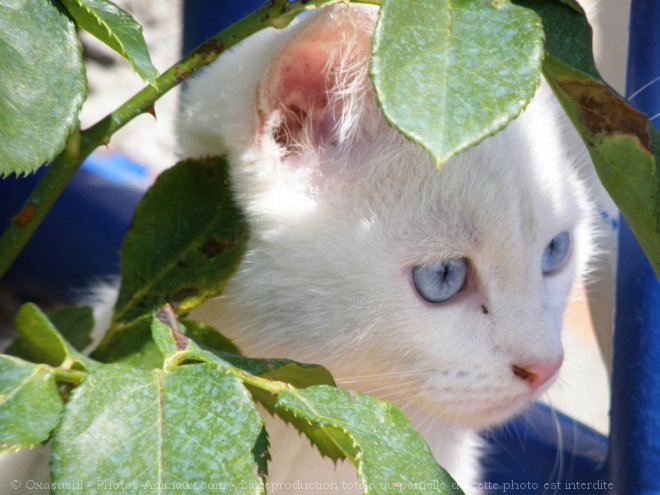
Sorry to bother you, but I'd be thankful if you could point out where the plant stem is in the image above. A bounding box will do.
[228,366,289,395]
[55,368,87,385]
[0,0,379,281]
[0,130,81,278]
[172,347,288,395]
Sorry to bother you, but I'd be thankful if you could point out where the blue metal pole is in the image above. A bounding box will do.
[608,1,660,492]
[181,0,265,56]
[0,155,148,302]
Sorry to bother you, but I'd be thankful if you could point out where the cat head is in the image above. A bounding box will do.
[180,5,595,428]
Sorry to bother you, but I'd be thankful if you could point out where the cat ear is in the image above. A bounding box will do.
[258,8,375,150]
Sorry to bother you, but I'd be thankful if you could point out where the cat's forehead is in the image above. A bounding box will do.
[348,94,585,256]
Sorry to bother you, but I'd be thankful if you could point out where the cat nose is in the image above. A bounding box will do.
[512,357,563,390]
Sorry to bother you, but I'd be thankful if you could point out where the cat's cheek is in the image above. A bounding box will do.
[485,371,562,425]
[428,399,524,429]
[441,389,541,428]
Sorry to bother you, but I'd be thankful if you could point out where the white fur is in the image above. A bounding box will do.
[179,5,596,493]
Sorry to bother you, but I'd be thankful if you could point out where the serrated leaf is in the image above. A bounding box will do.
[0,355,63,453]
[180,319,240,355]
[151,305,194,360]
[14,303,98,371]
[112,157,249,326]
[96,309,343,461]
[243,362,344,462]
[92,313,240,369]
[176,344,344,461]
[48,306,95,351]
[0,0,86,176]
[60,0,158,84]
[514,0,597,78]
[529,0,660,279]
[277,386,464,494]
[178,345,336,390]
[6,305,94,361]
[51,364,266,494]
[370,0,544,166]
[90,315,165,369]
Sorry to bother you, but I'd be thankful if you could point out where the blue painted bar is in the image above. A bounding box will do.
[0,154,149,302]
[607,0,660,493]
[626,0,660,125]
[181,0,265,56]
[608,221,660,493]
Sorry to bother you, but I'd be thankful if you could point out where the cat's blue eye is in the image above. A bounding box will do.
[542,231,571,274]
[412,258,468,303]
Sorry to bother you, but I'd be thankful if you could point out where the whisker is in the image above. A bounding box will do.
[543,396,564,495]
[335,369,434,384]
[375,389,423,405]
[398,395,423,413]
[358,378,423,396]
[415,411,433,432]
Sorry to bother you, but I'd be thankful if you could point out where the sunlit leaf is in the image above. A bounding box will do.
[13,303,98,371]
[0,355,63,453]
[0,0,86,176]
[112,157,248,326]
[52,364,266,494]
[277,386,464,494]
[60,0,158,83]
[521,0,660,278]
[371,0,544,166]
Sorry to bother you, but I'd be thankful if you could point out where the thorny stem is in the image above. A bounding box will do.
[0,129,81,278]
[0,0,381,280]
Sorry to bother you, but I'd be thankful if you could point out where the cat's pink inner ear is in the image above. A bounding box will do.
[259,8,375,150]
[279,41,332,116]
[262,37,337,147]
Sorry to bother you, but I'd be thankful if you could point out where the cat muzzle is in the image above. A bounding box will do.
[512,357,563,391]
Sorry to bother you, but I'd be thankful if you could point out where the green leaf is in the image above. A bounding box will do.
[0,355,63,453]
[151,305,194,361]
[528,0,660,279]
[112,157,249,326]
[96,308,342,461]
[91,314,239,369]
[180,319,240,355]
[51,364,266,494]
[14,303,98,371]
[5,305,94,361]
[514,0,597,78]
[47,306,95,352]
[242,361,344,462]
[546,63,660,277]
[175,343,344,461]
[60,0,158,84]
[277,386,464,494]
[0,0,86,176]
[370,0,544,166]
[226,356,336,387]
[90,315,165,369]
[553,0,584,14]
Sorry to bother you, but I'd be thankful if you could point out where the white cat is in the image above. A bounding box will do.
[179,4,595,493]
